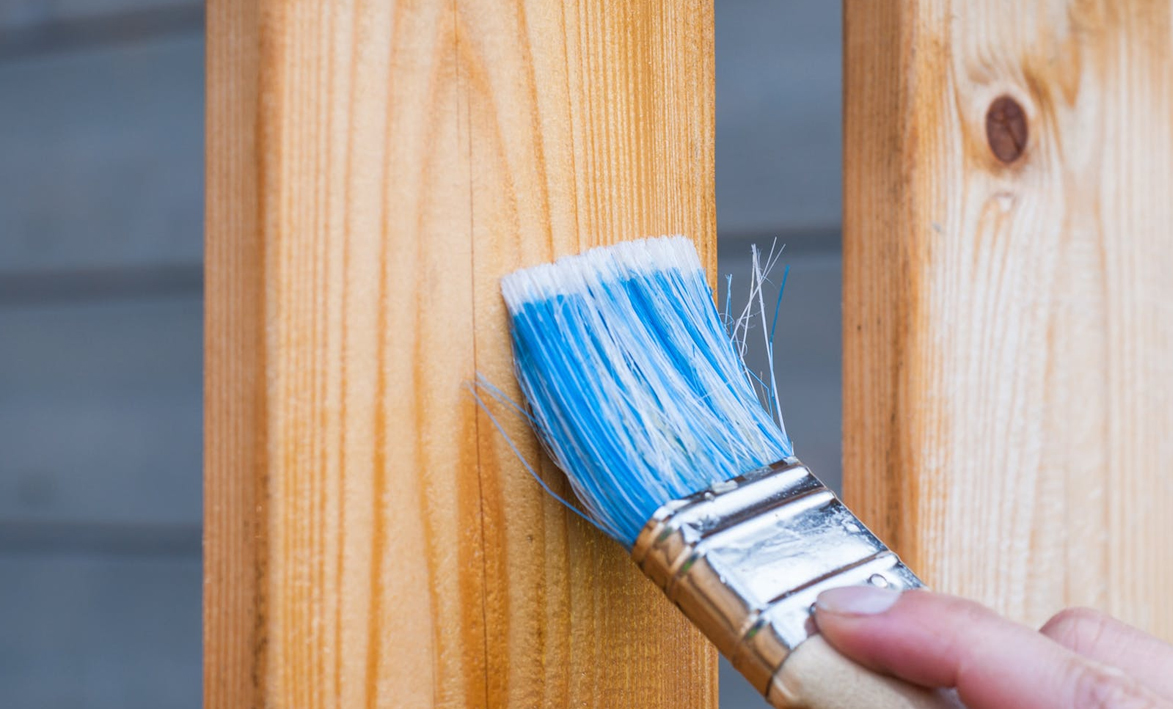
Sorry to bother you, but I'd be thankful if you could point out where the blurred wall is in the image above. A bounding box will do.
[0,2,204,707]
[0,2,841,707]
[716,3,841,705]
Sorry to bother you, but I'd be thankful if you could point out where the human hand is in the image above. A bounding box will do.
[814,587,1173,709]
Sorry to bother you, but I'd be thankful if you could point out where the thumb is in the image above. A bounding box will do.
[813,587,1170,709]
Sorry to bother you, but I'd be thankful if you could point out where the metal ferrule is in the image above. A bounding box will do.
[631,457,923,696]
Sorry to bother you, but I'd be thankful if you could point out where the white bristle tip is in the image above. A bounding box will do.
[500,236,700,311]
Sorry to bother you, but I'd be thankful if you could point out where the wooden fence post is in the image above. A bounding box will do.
[844,0,1173,638]
[204,1,718,706]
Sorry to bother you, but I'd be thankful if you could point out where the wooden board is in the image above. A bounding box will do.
[204,1,717,707]
[843,0,1173,639]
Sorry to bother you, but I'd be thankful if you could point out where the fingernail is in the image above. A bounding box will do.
[816,586,902,616]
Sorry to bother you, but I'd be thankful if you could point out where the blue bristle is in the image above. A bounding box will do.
[501,236,794,547]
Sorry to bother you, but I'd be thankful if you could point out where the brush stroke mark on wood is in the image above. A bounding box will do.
[204,1,717,707]
[844,0,1173,640]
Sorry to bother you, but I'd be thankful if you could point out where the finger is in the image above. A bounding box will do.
[1041,607,1173,701]
[814,587,1170,709]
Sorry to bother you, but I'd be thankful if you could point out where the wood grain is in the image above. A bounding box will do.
[204,1,717,707]
[844,0,1173,639]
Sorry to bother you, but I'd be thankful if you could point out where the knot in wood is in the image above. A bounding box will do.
[986,95,1028,163]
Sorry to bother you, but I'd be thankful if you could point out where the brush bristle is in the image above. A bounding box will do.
[502,236,793,547]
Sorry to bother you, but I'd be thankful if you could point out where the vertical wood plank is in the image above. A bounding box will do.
[204,1,718,707]
[205,1,261,706]
[844,0,1173,639]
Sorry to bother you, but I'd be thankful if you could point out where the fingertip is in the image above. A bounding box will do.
[814,588,1026,693]
[812,586,918,680]
[1039,607,1114,650]
[816,585,904,617]
[1040,606,1173,701]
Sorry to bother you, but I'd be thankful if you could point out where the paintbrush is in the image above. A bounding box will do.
[498,236,958,709]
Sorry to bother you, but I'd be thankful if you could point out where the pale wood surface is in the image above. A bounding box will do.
[204,1,717,707]
[844,0,1173,639]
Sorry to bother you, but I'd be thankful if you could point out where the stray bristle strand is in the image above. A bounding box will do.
[502,236,793,546]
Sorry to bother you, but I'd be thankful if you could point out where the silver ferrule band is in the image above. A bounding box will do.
[631,458,923,695]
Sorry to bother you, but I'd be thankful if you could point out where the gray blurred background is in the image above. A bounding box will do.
[0,2,840,706]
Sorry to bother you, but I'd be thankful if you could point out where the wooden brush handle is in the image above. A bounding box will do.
[767,635,963,709]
